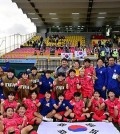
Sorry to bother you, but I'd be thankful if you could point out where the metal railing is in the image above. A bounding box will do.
[35,58,97,71]
[0,32,36,57]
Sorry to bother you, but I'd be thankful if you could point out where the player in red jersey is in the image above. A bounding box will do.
[22,91,41,125]
[1,91,19,114]
[65,69,80,100]
[79,67,94,104]
[15,104,38,134]
[84,58,96,79]
[105,90,119,122]
[114,97,120,126]
[69,92,90,122]
[0,107,29,134]
[88,91,107,121]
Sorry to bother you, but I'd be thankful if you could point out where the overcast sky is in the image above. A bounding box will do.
[0,0,36,38]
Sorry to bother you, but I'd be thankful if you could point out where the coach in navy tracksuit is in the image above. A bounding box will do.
[94,58,107,99]
[106,57,120,97]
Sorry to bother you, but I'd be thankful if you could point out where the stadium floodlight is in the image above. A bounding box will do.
[49,13,56,15]
[28,13,35,15]
[31,18,39,19]
[97,17,105,19]
[51,18,58,20]
[98,12,107,14]
[72,13,79,15]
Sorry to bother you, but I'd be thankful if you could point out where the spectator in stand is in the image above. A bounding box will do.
[94,59,107,99]
[112,49,119,63]
[106,57,120,97]
[40,36,43,44]
[43,42,46,52]
[77,41,80,48]
[54,58,69,77]
[99,46,106,62]
[98,40,101,47]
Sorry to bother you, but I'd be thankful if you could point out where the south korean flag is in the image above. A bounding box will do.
[61,53,73,60]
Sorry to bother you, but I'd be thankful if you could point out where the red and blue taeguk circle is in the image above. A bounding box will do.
[68,125,87,132]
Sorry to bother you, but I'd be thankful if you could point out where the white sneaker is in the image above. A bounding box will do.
[91,118,95,121]
[102,120,109,123]
[43,116,53,122]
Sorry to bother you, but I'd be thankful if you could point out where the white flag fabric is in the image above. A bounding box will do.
[37,122,120,134]
[61,53,73,60]
[74,50,87,59]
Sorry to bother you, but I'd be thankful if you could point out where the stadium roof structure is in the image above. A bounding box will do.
[12,0,120,28]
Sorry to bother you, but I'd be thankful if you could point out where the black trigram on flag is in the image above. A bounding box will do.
[58,130,67,134]
[57,123,67,127]
[89,129,99,134]
[86,123,96,127]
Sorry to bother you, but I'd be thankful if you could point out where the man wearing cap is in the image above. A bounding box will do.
[1,68,18,98]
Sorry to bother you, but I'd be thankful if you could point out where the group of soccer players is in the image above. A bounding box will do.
[0,56,120,134]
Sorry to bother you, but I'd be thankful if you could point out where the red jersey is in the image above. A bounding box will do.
[105,98,119,117]
[14,113,28,127]
[70,99,85,116]
[91,98,105,116]
[116,101,120,118]
[23,99,39,122]
[66,76,79,93]
[3,116,20,134]
[3,99,18,110]
[79,75,94,98]
[84,66,95,77]
[23,99,39,113]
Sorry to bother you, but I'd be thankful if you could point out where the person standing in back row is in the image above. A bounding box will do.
[94,59,107,99]
[54,58,69,77]
[106,57,120,97]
